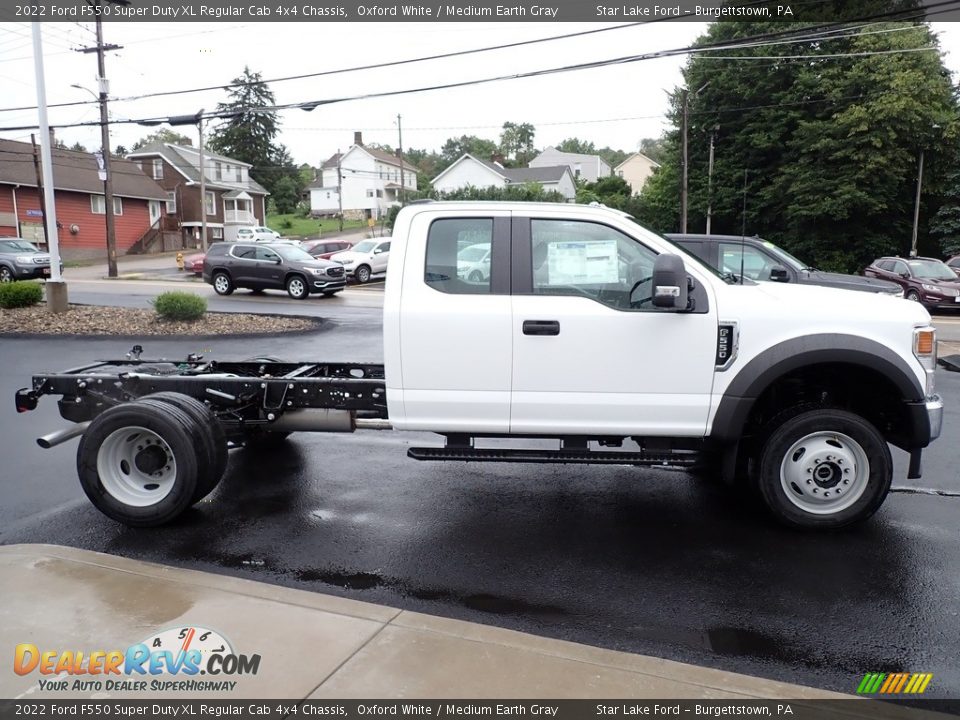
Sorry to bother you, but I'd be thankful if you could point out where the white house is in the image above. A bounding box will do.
[614,152,661,194]
[529,147,611,183]
[309,132,417,220]
[431,154,576,200]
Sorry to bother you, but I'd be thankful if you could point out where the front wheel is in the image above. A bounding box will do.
[0,266,13,282]
[905,289,920,302]
[212,272,234,296]
[286,274,309,300]
[757,408,892,529]
[355,265,371,284]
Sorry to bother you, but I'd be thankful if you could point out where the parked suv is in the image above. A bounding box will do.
[330,238,391,283]
[303,240,354,260]
[236,226,280,242]
[0,238,60,282]
[667,234,902,295]
[864,256,960,309]
[202,242,346,299]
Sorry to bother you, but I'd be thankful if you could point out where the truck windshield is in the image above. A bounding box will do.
[759,240,807,272]
[624,216,742,284]
[352,240,376,253]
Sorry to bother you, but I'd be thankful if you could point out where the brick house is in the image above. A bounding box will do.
[127,143,269,247]
[0,138,169,260]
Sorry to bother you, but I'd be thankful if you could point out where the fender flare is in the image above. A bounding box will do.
[710,334,924,443]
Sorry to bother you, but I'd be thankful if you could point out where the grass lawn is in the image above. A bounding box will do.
[266,214,367,239]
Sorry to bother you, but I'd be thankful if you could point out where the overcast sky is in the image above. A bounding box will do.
[1,21,958,167]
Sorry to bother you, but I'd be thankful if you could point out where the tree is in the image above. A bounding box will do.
[638,137,666,164]
[638,19,959,272]
[132,128,192,150]
[439,135,499,170]
[557,138,597,154]
[207,67,290,197]
[499,122,536,166]
[931,169,960,256]
[271,175,300,215]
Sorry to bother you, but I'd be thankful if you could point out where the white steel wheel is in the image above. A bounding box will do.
[77,402,199,526]
[779,431,869,515]
[758,408,892,529]
[96,426,177,507]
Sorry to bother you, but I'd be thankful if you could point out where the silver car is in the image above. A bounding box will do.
[0,238,57,282]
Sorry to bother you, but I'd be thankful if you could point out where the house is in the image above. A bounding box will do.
[529,147,611,183]
[0,138,169,260]
[126,143,269,246]
[431,154,577,200]
[309,132,417,220]
[614,152,661,194]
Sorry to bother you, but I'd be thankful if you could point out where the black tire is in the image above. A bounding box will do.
[0,265,13,283]
[757,408,892,529]
[286,274,309,300]
[355,265,371,284]
[137,393,228,502]
[905,289,920,303]
[76,402,199,527]
[212,271,234,296]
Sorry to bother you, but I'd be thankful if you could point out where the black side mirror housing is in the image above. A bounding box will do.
[770,265,789,282]
[652,254,689,310]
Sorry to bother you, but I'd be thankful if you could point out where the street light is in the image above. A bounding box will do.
[72,82,118,276]
[139,110,207,251]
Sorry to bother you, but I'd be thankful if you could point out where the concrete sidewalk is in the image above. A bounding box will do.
[0,545,934,716]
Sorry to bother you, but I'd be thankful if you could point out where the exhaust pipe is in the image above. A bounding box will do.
[37,421,91,449]
[267,409,355,433]
[355,418,392,430]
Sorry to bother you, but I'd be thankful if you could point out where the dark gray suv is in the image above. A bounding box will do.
[203,242,346,299]
[667,233,902,296]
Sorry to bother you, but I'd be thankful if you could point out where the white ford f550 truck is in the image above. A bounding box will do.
[16,202,943,530]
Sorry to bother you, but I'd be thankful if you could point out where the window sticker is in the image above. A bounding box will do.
[547,240,619,285]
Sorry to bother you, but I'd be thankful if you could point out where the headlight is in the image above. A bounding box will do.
[15,256,34,263]
[922,283,955,296]
[914,326,937,396]
[309,268,327,275]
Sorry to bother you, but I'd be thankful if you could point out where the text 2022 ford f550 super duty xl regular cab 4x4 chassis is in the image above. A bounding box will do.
[15,202,943,529]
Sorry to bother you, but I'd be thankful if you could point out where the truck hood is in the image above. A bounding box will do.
[735,279,930,325]
[799,269,901,295]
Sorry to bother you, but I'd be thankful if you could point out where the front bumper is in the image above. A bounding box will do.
[903,394,943,479]
[310,278,346,293]
[13,263,54,279]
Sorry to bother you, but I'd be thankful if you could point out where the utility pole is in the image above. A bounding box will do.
[78,4,122,277]
[706,126,717,235]
[198,114,208,251]
[336,149,344,233]
[30,134,50,247]
[396,114,406,207]
[31,22,67,313]
[680,89,689,233]
[911,148,924,258]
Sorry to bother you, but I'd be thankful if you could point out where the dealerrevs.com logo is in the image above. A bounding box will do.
[14,626,261,693]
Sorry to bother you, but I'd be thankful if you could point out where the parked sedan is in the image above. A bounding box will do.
[864,256,960,309]
[183,252,205,275]
[202,242,346,299]
[666,234,902,296]
[330,238,391,283]
[0,238,60,282]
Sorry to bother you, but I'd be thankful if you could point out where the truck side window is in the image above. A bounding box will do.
[718,242,774,281]
[530,219,657,310]
[425,218,494,294]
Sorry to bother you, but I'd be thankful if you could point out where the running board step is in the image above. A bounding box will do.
[407,447,698,466]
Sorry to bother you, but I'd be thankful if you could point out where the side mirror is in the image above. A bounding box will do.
[374,248,383,254]
[900,272,910,279]
[651,254,689,310]
[272,257,282,264]
[769,265,789,282]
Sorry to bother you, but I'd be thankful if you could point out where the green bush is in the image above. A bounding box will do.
[0,281,43,309]
[151,291,207,322]
[279,218,294,230]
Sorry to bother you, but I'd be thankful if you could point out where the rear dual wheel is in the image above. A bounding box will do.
[77,395,228,527]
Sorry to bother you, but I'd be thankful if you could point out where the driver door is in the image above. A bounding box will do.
[510,217,717,436]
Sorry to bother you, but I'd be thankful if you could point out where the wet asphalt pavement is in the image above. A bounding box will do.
[2,317,960,703]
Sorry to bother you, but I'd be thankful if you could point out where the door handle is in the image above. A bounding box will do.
[522,320,560,336]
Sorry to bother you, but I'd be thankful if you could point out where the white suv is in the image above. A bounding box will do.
[330,238,391,283]
[237,226,281,242]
